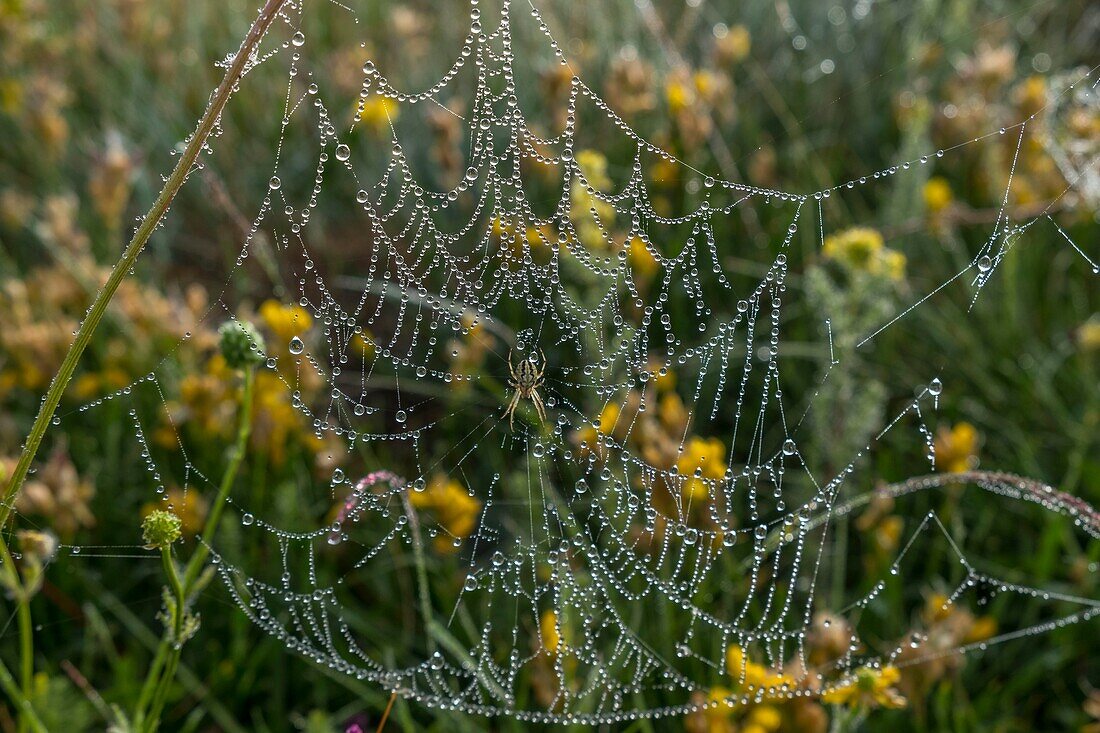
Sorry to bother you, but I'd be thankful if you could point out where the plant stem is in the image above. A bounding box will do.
[162,548,186,641]
[16,598,33,733]
[137,366,256,732]
[182,366,255,595]
[0,0,288,530]
[0,656,47,733]
[144,548,187,733]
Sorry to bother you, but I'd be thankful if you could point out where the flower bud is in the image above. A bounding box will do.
[142,510,182,549]
[218,320,265,369]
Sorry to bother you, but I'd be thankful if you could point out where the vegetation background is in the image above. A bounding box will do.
[0,0,1097,730]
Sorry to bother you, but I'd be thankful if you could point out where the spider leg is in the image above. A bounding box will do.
[531,390,546,424]
[505,389,520,430]
[507,348,517,382]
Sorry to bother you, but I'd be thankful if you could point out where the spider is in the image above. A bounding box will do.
[504,348,547,429]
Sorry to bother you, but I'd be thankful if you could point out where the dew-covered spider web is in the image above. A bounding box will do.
[53,0,1100,724]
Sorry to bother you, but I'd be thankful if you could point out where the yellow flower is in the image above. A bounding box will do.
[1077,318,1100,352]
[575,149,612,191]
[251,370,304,465]
[822,226,906,281]
[259,299,313,349]
[934,422,979,473]
[666,78,691,114]
[659,392,688,433]
[677,436,726,501]
[573,402,622,461]
[745,704,782,732]
[409,474,482,553]
[923,592,954,624]
[873,515,904,554]
[923,176,953,214]
[725,646,794,696]
[823,227,883,269]
[358,95,399,133]
[539,610,562,654]
[964,616,998,644]
[822,666,906,710]
[350,329,376,360]
[693,70,717,101]
[714,25,752,65]
[597,402,621,435]
[628,235,659,280]
[883,249,907,281]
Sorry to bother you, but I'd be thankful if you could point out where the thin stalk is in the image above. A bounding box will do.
[0,0,289,530]
[137,366,256,732]
[0,533,34,733]
[145,548,187,733]
[17,599,33,733]
[182,366,255,595]
[0,656,47,733]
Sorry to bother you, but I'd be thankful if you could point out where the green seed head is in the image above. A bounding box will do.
[142,510,182,549]
[218,320,265,369]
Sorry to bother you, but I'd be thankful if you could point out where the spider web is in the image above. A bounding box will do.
[52,0,1100,724]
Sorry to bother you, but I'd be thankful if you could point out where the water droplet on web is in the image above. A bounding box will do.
[268,176,281,190]
[464,575,478,592]
[977,255,993,273]
[335,144,351,162]
[395,410,407,424]
[288,336,305,355]
[291,31,305,46]
[331,468,345,484]
[782,438,796,456]
[242,513,255,526]
[929,377,943,396]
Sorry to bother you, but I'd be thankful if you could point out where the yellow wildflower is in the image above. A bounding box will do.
[923,176,953,214]
[575,149,612,191]
[823,227,883,269]
[259,299,313,350]
[677,436,726,502]
[358,95,398,133]
[934,422,979,473]
[822,226,906,281]
[1077,318,1100,352]
[924,592,954,624]
[408,474,482,553]
[964,616,998,644]
[628,235,659,280]
[714,25,752,65]
[251,370,304,466]
[744,704,782,732]
[573,402,622,460]
[873,515,904,554]
[822,666,906,709]
[693,70,718,103]
[658,391,688,433]
[539,610,561,654]
[350,329,376,360]
[666,78,691,114]
[725,646,794,695]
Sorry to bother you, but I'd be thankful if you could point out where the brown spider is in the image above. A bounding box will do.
[504,348,547,429]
